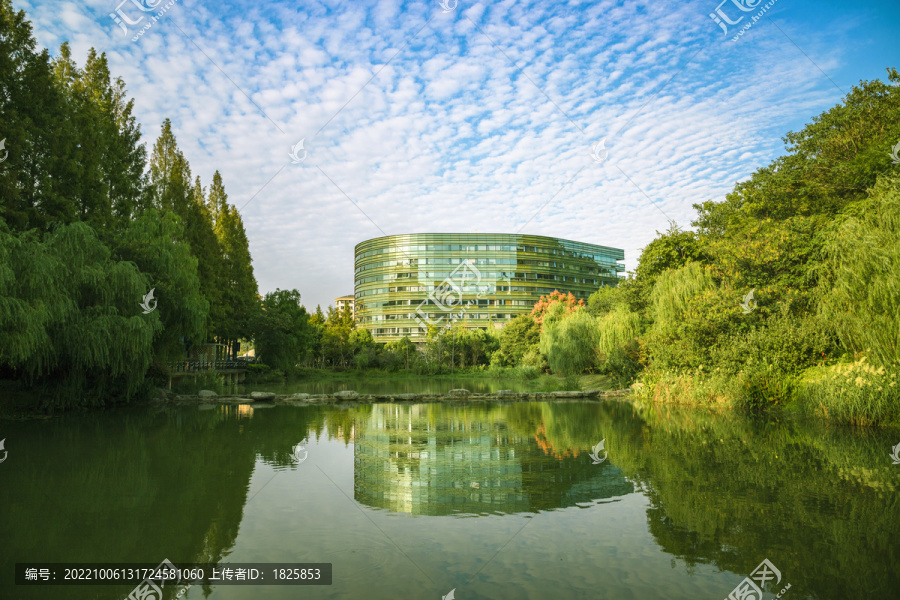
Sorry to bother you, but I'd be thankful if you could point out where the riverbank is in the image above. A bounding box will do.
[171,367,617,397]
[633,361,900,428]
[161,387,633,405]
[0,371,619,419]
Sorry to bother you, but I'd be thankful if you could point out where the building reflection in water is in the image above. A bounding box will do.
[216,404,255,419]
[353,404,633,516]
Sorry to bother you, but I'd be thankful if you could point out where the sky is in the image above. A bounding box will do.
[20,0,900,311]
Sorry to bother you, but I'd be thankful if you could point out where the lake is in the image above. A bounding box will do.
[1,399,898,599]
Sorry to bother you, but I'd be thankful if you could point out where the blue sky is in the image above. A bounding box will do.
[21,0,900,311]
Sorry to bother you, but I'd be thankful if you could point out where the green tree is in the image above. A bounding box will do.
[252,289,313,373]
[384,336,418,371]
[694,68,900,232]
[626,223,706,314]
[349,328,375,369]
[110,210,208,360]
[308,305,326,367]
[498,314,540,366]
[323,305,354,367]
[211,172,258,356]
[145,119,191,215]
[586,285,627,317]
[188,176,226,336]
[145,122,225,341]
[818,175,900,367]
[539,309,599,380]
[423,323,449,373]
[51,44,145,230]
[461,327,498,367]
[0,0,74,230]
[349,328,374,353]
[0,220,160,408]
[596,306,644,387]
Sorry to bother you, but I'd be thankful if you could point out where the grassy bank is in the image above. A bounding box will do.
[633,358,900,428]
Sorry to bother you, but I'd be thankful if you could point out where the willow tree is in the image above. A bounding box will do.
[539,308,599,381]
[597,306,642,357]
[0,220,160,408]
[818,176,900,367]
[110,210,208,361]
[650,262,717,327]
[596,306,643,387]
[643,261,719,371]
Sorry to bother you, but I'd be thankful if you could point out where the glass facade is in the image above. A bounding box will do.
[354,233,625,342]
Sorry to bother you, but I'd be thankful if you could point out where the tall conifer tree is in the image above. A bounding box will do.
[210,171,258,355]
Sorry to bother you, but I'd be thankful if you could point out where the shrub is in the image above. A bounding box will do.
[641,369,740,406]
[710,311,835,376]
[599,340,642,388]
[520,347,549,372]
[798,358,900,426]
[733,361,799,411]
[243,362,284,382]
[514,365,540,380]
[173,371,225,395]
[145,358,171,388]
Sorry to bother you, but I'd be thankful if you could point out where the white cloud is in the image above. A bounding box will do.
[24,0,856,311]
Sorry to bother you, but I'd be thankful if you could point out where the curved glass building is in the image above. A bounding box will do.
[355,233,624,342]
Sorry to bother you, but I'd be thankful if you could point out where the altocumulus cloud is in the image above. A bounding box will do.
[23,0,875,310]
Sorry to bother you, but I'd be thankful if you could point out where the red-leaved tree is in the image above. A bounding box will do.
[530,290,585,329]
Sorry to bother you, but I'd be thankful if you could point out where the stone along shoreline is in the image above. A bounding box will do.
[158,388,633,406]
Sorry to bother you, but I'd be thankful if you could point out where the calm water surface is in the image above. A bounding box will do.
[1,400,898,599]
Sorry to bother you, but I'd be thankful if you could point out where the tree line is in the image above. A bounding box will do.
[266,68,900,427]
[528,68,900,425]
[3,1,897,424]
[0,1,258,408]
